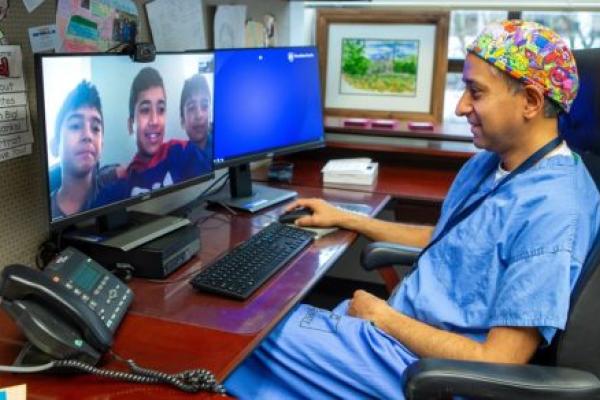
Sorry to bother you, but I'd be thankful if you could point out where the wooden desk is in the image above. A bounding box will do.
[0,186,389,399]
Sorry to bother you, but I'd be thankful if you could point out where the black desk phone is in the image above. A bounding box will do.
[0,246,133,366]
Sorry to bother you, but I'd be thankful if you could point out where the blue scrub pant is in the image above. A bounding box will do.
[225,301,418,399]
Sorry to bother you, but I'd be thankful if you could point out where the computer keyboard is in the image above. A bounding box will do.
[190,222,315,300]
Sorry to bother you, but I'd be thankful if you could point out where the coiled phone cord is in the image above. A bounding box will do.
[51,358,226,394]
[0,356,226,394]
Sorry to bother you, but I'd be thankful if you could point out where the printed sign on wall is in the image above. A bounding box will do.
[0,46,33,163]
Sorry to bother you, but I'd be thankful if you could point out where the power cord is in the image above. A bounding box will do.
[200,172,230,198]
[0,362,55,373]
[172,173,230,222]
[213,200,238,216]
[36,230,64,270]
[197,212,233,230]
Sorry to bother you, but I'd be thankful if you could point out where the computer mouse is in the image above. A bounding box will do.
[278,207,313,224]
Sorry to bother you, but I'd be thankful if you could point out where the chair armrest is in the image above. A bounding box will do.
[360,242,421,271]
[403,358,600,400]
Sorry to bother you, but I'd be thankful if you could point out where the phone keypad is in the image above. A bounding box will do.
[45,247,134,332]
[58,279,132,331]
[87,285,132,331]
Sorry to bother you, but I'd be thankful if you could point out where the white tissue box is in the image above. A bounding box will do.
[322,162,378,186]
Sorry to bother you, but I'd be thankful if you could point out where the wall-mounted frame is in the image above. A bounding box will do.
[316,8,449,123]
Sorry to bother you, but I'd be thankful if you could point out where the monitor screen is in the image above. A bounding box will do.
[37,52,215,227]
[213,46,324,167]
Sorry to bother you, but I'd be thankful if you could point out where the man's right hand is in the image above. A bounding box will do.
[284,198,357,228]
[287,198,435,246]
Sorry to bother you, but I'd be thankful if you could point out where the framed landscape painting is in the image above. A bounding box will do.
[317,9,449,123]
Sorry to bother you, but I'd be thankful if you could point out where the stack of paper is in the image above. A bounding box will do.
[321,158,378,186]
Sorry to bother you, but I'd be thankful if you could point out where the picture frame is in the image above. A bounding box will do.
[316,9,449,123]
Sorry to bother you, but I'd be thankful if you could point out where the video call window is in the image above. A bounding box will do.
[39,53,214,223]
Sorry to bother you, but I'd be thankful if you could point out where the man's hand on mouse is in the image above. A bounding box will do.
[285,198,350,228]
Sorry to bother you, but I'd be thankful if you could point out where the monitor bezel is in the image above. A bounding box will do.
[211,46,326,170]
[34,51,216,231]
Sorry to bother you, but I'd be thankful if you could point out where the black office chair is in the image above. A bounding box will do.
[360,48,600,399]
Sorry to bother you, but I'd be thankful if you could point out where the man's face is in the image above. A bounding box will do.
[59,106,103,178]
[182,92,210,146]
[455,54,524,153]
[129,85,166,158]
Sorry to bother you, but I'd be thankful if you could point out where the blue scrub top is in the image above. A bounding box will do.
[391,149,600,345]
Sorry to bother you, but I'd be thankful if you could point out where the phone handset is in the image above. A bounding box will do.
[1,264,112,357]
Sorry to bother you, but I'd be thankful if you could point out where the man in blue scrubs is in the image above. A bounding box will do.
[225,21,600,399]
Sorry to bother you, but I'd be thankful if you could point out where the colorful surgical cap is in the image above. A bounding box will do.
[467,20,579,113]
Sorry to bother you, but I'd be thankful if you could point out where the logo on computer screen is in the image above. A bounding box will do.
[287,51,314,63]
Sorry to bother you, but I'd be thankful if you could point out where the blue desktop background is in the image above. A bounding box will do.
[213,47,324,164]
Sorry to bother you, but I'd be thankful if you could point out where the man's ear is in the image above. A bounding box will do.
[522,84,545,120]
[180,116,185,129]
[128,118,134,135]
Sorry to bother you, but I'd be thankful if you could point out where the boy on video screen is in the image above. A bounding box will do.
[49,81,105,219]
[180,73,213,162]
[125,67,210,195]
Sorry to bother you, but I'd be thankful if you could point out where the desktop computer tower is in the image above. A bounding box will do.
[63,224,201,279]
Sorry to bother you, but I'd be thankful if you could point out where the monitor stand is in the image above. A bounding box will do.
[62,210,190,251]
[208,164,297,213]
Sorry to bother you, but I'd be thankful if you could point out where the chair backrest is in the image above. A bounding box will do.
[544,48,600,377]
[554,190,600,376]
[559,48,600,157]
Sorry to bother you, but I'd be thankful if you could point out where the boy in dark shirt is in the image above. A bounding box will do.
[180,73,213,163]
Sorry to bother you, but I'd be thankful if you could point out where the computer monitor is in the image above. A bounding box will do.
[36,51,215,244]
[211,46,325,212]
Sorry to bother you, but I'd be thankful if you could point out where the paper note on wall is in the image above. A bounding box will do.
[245,20,265,48]
[214,5,246,49]
[56,0,138,52]
[146,0,206,51]
[0,46,33,163]
[28,24,58,53]
[22,0,45,13]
